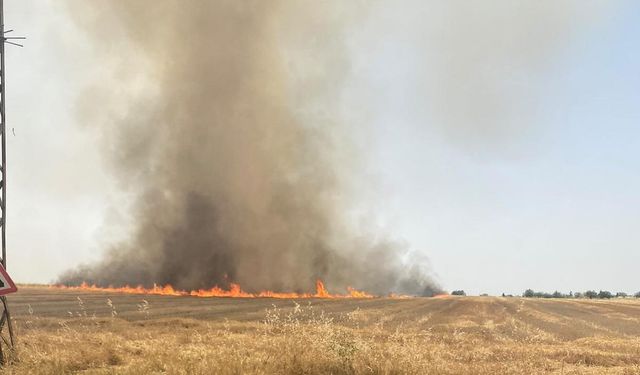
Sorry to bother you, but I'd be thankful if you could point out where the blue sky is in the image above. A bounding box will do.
[353,1,640,295]
[4,1,640,295]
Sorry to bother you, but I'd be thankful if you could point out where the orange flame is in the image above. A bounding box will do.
[52,280,376,299]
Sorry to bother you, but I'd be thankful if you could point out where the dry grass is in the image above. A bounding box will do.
[0,288,639,374]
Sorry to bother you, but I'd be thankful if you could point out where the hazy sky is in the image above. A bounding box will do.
[4,1,640,295]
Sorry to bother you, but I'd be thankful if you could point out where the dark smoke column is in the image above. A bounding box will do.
[59,1,441,296]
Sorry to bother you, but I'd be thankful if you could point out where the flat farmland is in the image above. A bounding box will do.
[2,286,640,374]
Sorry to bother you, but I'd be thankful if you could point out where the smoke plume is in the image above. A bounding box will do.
[373,1,615,153]
[58,1,441,296]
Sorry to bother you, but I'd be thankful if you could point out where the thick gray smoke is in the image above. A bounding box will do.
[58,1,441,296]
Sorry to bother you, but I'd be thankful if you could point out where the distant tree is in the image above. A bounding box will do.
[584,290,598,299]
[615,292,628,298]
[522,290,582,299]
[552,291,564,298]
[451,290,466,296]
[634,292,640,298]
[598,290,613,299]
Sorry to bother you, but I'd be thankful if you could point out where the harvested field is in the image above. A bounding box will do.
[1,286,640,374]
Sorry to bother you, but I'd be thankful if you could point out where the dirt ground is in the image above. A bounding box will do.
[0,286,639,374]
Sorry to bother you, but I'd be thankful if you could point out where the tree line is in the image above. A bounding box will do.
[522,289,640,299]
[446,290,640,298]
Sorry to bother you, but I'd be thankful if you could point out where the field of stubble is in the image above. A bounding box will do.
[0,286,639,374]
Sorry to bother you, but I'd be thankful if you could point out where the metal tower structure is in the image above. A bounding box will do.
[0,0,23,364]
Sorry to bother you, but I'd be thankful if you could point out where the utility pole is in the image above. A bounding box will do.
[0,0,24,364]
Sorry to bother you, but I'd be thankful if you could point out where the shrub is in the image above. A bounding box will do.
[584,290,598,299]
[598,290,613,299]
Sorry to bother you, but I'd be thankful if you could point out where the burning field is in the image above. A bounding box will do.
[7,2,637,374]
[2,286,640,374]
[53,279,378,299]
